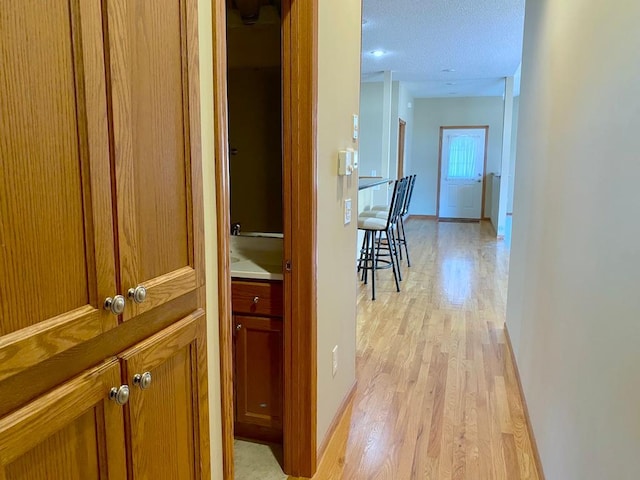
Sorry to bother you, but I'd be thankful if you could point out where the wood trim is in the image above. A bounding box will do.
[438,218,481,223]
[187,0,206,289]
[282,0,318,476]
[504,325,546,480]
[481,127,489,219]
[0,308,104,383]
[317,381,357,463]
[213,0,318,476]
[436,126,489,220]
[210,0,234,477]
[76,0,118,323]
[234,423,282,444]
[436,131,442,218]
[397,118,406,179]
[195,313,212,479]
[406,214,437,221]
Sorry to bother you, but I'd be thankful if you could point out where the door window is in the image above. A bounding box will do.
[447,136,477,179]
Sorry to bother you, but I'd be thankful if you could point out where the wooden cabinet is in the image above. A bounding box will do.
[120,312,209,480]
[104,0,204,321]
[0,313,209,480]
[0,361,127,480]
[0,0,203,379]
[0,0,118,382]
[0,1,207,478]
[232,280,283,442]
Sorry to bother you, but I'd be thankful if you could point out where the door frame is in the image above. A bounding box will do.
[436,125,489,220]
[397,119,406,178]
[211,0,318,478]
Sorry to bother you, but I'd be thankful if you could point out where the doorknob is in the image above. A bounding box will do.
[133,371,152,390]
[109,385,130,405]
[104,295,126,315]
[128,285,147,304]
[476,180,481,183]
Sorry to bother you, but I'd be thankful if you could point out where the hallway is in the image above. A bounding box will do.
[312,219,540,479]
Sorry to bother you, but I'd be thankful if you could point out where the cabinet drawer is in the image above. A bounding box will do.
[232,281,283,317]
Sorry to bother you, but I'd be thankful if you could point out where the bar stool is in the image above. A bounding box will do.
[360,174,416,267]
[357,178,407,300]
[395,174,416,266]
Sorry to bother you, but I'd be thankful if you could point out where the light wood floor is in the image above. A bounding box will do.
[307,219,540,480]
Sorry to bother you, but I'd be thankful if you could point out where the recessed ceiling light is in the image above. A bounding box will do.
[371,50,386,57]
[442,68,456,72]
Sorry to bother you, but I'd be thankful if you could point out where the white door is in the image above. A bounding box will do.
[438,128,486,219]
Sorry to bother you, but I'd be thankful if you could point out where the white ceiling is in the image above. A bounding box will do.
[361,0,525,98]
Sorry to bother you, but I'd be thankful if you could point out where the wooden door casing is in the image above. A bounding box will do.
[0,0,117,382]
[234,315,283,431]
[0,360,127,480]
[119,310,209,480]
[104,0,204,321]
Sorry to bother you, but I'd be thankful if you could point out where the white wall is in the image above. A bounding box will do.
[198,0,223,476]
[359,82,384,177]
[397,83,415,177]
[507,96,520,214]
[359,80,415,179]
[409,97,505,216]
[316,0,361,448]
[507,1,640,478]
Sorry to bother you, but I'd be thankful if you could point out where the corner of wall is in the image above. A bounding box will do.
[315,0,362,448]
[198,0,223,477]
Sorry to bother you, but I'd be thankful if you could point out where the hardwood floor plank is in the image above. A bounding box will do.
[310,220,540,480]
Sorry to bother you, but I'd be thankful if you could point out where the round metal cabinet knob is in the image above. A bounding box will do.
[128,285,147,304]
[104,295,126,315]
[236,324,242,331]
[133,371,152,390]
[109,385,130,405]
[252,296,259,304]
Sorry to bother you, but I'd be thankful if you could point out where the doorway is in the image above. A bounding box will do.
[397,119,406,178]
[212,0,318,478]
[437,126,488,220]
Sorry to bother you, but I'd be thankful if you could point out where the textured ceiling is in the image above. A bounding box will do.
[361,0,525,97]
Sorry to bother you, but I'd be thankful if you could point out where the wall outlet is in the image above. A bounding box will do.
[332,345,338,377]
[344,198,352,225]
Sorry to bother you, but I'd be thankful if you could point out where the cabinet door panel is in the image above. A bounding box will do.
[120,311,209,480]
[0,360,127,480]
[0,0,117,380]
[234,315,283,429]
[105,0,204,320]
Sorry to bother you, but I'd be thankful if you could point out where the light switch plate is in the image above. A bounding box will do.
[352,114,359,140]
[344,198,352,225]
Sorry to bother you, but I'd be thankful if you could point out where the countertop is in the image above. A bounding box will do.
[230,235,284,281]
[358,177,391,190]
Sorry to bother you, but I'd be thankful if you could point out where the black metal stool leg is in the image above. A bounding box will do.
[362,230,370,284]
[400,216,411,267]
[390,226,402,282]
[387,226,400,292]
[370,230,376,300]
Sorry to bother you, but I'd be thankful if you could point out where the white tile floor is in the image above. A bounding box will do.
[234,440,287,480]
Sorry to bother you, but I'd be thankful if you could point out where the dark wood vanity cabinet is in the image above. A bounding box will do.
[232,280,283,443]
